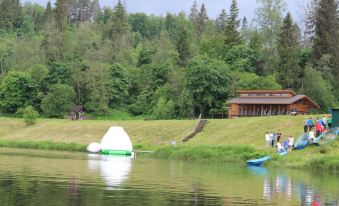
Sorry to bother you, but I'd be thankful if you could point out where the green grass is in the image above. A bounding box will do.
[154,145,268,163]
[0,117,196,150]
[0,140,86,151]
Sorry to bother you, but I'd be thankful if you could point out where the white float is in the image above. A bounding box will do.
[87,142,102,153]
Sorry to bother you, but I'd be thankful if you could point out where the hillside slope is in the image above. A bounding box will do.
[0,116,306,149]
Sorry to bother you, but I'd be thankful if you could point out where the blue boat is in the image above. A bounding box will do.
[246,156,271,167]
[293,133,309,150]
[313,127,339,145]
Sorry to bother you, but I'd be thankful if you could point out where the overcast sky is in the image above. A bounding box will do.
[25,0,307,24]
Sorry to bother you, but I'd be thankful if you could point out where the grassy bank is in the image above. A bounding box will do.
[0,140,86,152]
[154,145,268,162]
[0,116,338,173]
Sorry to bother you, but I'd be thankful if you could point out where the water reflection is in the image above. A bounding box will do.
[87,154,132,189]
[247,166,339,205]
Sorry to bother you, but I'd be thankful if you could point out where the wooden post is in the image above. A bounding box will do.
[269,105,272,116]
[261,105,263,116]
[278,105,281,115]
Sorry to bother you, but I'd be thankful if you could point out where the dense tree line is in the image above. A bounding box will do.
[0,0,338,119]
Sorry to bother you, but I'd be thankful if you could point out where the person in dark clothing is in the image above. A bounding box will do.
[277,131,282,143]
[271,133,276,147]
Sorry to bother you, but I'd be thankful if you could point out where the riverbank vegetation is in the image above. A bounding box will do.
[154,145,267,162]
[0,0,338,120]
[0,140,86,151]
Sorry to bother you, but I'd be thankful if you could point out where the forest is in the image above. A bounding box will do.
[0,0,338,119]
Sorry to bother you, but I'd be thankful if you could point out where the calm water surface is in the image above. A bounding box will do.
[0,148,338,206]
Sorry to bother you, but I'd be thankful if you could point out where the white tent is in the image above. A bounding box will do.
[100,126,133,152]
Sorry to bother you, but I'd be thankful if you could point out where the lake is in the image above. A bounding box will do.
[0,148,338,206]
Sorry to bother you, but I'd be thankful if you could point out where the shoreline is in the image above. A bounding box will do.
[1,140,338,174]
[0,117,338,173]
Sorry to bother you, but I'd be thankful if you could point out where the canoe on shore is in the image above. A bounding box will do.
[294,133,309,150]
[246,156,271,167]
[313,127,339,145]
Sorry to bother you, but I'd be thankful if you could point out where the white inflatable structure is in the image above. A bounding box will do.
[87,142,102,153]
[87,126,134,155]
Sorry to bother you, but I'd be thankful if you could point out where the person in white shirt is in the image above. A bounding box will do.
[265,132,270,147]
[288,136,294,152]
[322,116,327,130]
[308,129,315,144]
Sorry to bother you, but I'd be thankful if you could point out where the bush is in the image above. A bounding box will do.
[151,97,175,119]
[23,105,39,125]
[41,84,75,118]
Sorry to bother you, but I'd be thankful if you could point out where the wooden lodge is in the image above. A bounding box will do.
[227,90,319,118]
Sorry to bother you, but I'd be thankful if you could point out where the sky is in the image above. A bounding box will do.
[26,0,308,24]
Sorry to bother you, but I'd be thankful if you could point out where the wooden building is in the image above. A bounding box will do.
[227,90,319,118]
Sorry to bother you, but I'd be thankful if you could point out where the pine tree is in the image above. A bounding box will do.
[177,25,191,66]
[44,1,53,25]
[304,0,319,42]
[255,0,286,75]
[188,0,198,22]
[216,9,227,33]
[240,17,250,43]
[277,12,301,90]
[0,0,22,32]
[312,0,339,67]
[312,0,339,98]
[196,3,208,39]
[90,0,100,22]
[224,0,241,47]
[108,0,128,60]
[0,0,14,31]
[55,0,68,31]
[12,0,22,29]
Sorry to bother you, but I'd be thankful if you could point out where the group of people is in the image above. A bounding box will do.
[265,131,294,153]
[303,116,332,140]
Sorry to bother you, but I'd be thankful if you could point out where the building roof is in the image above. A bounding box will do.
[238,90,296,96]
[228,95,320,108]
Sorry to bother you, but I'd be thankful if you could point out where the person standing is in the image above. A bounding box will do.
[265,132,270,147]
[328,115,332,129]
[283,139,289,151]
[309,129,315,144]
[322,115,327,130]
[307,117,313,132]
[271,132,276,148]
[315,119,322,137]
[277,130,282,142]
[304,117,308,133]
[288,136,294,152]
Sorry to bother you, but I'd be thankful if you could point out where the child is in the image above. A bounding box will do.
[288,136,294,152]
[276,142,284,153]
[309,129,315,144]
[283,140,289,152]
[265,132,270,147]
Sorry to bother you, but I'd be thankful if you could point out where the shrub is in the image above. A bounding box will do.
[151,97,175,119]
[41,84,75,118]
[23,105,39,125]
